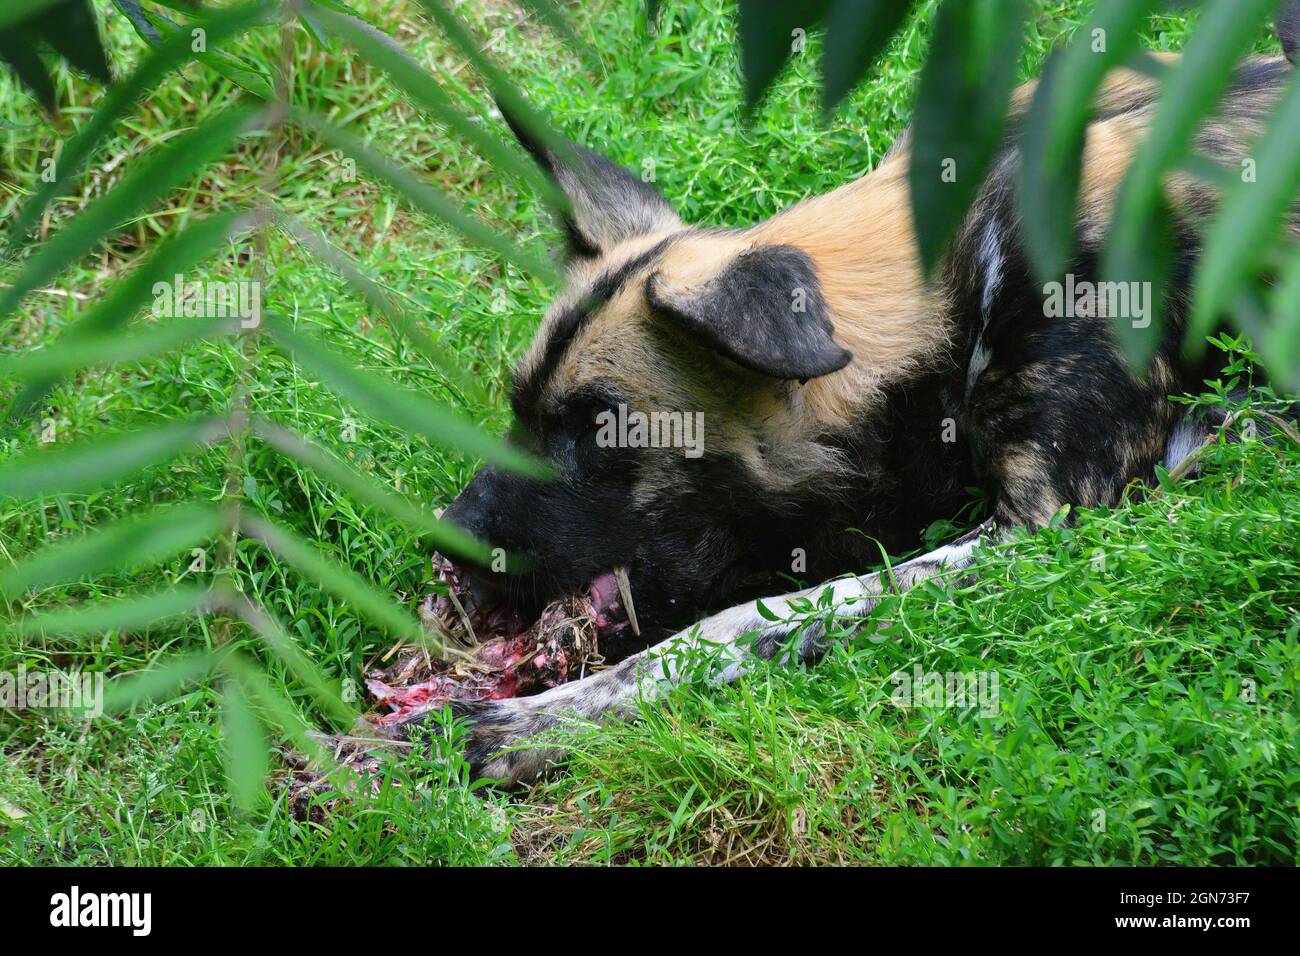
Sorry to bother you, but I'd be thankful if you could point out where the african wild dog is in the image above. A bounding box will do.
[416,8,1300,786]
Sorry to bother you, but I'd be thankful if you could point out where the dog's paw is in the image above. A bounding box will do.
[402,696,565,788]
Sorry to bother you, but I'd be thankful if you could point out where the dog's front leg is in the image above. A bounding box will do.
[410,520,997,787]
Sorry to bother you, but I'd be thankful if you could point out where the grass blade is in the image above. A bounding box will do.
[0,502,222,599]
[113,0,275,99]
[0,415,232,499]
[273,209,483,402]
[416,0,577,172]
[220,590,358,726]
[103,648,222,712]
[0,104,263,320]
[251,417,492,563]
[4,584,214,638]
[221,651,331,768]
[0,314,236,381]
[310,5,563,208]
[8,2,274,245]
[263,313,547,476]
[909,0,1026,275]
[241,511,466,661]
[513,0,599,69]
[6,209,251,419]
[292,108,558,283]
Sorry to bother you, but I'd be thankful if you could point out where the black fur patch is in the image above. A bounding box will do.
[511,238,676,418]
[1279,0,1299,64]
[646,244,853,381]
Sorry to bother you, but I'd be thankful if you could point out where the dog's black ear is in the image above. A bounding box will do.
[1279,0,1299,63]
[647,244,852,381]
[499,100,681,259]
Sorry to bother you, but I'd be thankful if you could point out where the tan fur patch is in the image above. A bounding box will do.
[516,228,679,392]
[749,153,952,424]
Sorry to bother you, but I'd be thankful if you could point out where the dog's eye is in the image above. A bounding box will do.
[549,395,622,466]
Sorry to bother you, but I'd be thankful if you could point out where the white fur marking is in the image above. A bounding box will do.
[1163,416,1205,469]
[965,341,992,399]
[966,220,1004,399]
[978,219,1004,320]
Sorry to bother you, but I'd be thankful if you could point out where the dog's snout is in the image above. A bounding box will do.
[442,469,498,541]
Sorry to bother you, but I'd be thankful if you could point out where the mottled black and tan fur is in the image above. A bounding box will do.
[419,10,1300,786]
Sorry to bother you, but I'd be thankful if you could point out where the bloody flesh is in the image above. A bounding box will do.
[288,553,635,816]
[364,552,632,727]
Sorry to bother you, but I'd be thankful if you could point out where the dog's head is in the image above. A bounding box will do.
[443,118,860,645]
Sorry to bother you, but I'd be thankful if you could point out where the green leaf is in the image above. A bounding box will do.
[0,313,235,381]
[113,0,274,99]
[35,0,111,83]
[0,105,262,320]
[263,313,548,476]
[1019,0,1160,282]
[909,0,1026,274]
[1110,190,1174,368]
[0,1,64,32]
[0,0,111,112]
[1265,245,1300,390]
[8,2,273,245]
[1102,0,1278,370]
[821,0,913,116]
[7,209,249,418]
[1191,72,1300,345]
[755,598,780,622]
[737,0,829,111]
[0,502,222,599]
[0,415,229,499]
[221,651,332,767]
[103,648,222,712]
[310,5,563,208]
[292,108,558,284]
[296,2,332,47]
[5,584,213,638]
[111,0,164,42]
[416,0,576,171]
[220,591,358,726]
[274,206,484,404]
[220,675,269,810]
[513,0,599,69]
[0,27,56,112]
[251,417,492,563]
[240,511,442,652]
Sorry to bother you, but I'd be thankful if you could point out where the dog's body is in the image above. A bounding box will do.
[424,14,1300,785]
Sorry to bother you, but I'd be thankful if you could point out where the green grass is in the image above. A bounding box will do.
[1,0,1296,865]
